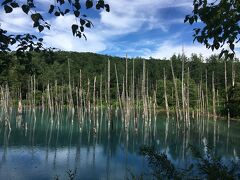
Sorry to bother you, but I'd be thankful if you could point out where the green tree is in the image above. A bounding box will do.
[227,83,240,117]
[185,0,240,59]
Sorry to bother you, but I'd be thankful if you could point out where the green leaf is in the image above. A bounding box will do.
[197,36,203,43]
[74,1,81,10]
[194,15,198,22]
[189,17,194,25]
[38,25,44,32]
[45,25,50,30]
[31,13,41,22]
[22,4,30,14]
[60,11,64,16]
[10,38,16,45]
[195,28,200,35]
[48,5,55,14]
[65,9,70,14]
[85,22,91,28]
[74,10,80,17]
[4,5,13,13]
[230,44,235,51]
[105,4,110,12]
[214,42,220,49]
[54,11,60,16]
[211,46,214,51]
[59,0,64,5]
[98,0,104,8]
[96,4,100,9]
[71,24,78,35]
[80,19,85,25]
[80,26,84,32]
[86,0,93,9]
[76,32,81,38]
[219,50,224,58]
[229,53,234,59]
[33,21,40,27]
[27,1,35,8]
[10,2,19,8]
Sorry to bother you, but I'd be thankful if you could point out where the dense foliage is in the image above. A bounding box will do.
[0,51,239,117]
[185,0,240,59]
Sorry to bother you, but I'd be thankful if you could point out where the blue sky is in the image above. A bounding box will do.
[1,0,239,59]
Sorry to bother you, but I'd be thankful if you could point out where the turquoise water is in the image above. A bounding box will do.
[0,109,239,179]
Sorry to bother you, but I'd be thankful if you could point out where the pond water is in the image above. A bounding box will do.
[0,109,239,179]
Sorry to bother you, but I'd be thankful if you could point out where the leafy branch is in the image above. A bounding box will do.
[185,0,240,59]
[0,0,110,52]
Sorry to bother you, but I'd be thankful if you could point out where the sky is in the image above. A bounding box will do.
[1,0,239,59]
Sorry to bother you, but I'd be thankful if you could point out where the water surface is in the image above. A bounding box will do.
[0,109,239,179]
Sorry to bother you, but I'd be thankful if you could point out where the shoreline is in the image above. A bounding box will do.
[8,105,240,122]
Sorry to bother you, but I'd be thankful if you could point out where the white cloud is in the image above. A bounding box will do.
[141,40,220,59]
[0,8,33,33]
[41,0,193,53]
[43,30,107,52]
[99,0,192,35]
[142,40,240,59]
[42,15,107,52]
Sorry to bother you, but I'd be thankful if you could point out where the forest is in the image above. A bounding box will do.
[0,51,239,118]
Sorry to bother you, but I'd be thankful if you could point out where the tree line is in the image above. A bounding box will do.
[0,51,239,118]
